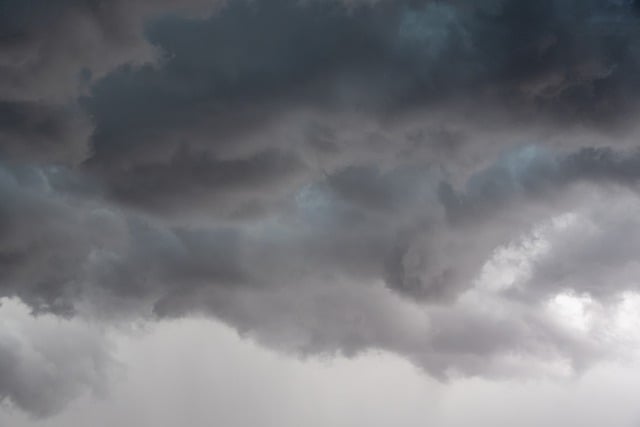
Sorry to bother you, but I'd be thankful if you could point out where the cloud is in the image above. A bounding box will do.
[4,146,640,386]
[0,0,221,104]
[77,0,640,221]
[0,298,114,417]
[0,0,220,164]
[5,306,640,427]
[0,101,91,163]
[4,0,640,418]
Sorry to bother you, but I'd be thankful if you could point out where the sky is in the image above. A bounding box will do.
[3,0,640,425]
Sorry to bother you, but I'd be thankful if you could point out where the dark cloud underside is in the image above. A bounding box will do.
[3,0,640,416]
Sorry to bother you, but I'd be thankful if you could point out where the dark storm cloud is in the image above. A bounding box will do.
[0,101,91,163]
[79,0,640,219]
[0,149,630,376]
[106,146,308,220]
[0,162,250,315]
[0,0,219,163]
[0,0,220,103]
[5,0,640,417]
[3,0,640,166]
[1,152,639,414]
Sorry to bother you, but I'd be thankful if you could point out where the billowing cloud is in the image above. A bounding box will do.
[3,0,640,418]
[0,0,221,163]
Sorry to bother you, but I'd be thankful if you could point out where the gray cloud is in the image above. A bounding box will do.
[0,299,113,417]
[76,0,640,221]
[0,0,221,104]
[1,147,636,383]
[0,0,220,164]
[0,101,91,163]
[4,0,640,418]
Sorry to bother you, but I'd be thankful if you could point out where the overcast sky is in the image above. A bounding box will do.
[3,0,640,425]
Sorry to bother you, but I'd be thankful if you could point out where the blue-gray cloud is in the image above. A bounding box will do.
[4,0,640,417]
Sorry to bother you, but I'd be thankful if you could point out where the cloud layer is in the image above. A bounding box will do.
[3,0,640,416]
